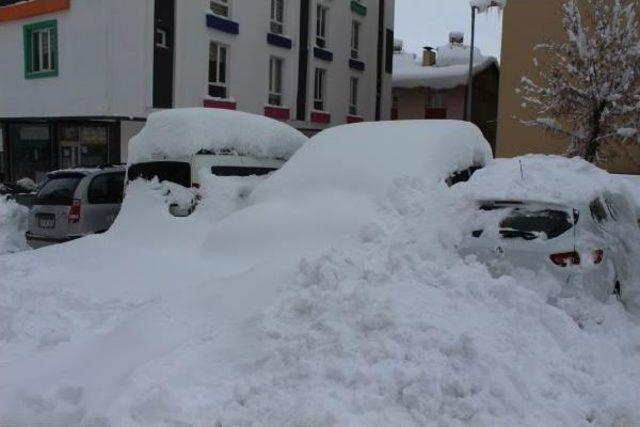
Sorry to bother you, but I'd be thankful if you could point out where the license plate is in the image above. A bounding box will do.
[38,217,55,229]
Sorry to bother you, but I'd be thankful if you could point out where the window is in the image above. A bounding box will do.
[316,4,328,48]
[349,77,359,115]
[212,166,277,176]
[270,0,285,34]
[35,174,83,206]
[314,68,327,111]
[269,57,284,106]
[209,42,228,99]
[210,0,230,17]
[24,20,58,78]
[127,162,192,188]
[428,90,447,109]
[88,173,125,205]
[351,20,360,59]
[155,28,168,48]
[590,198,609,224]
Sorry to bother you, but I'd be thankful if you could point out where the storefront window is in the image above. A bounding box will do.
[59,124,108,169]
[9,124,52,182]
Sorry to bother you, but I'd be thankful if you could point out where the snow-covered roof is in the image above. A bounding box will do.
[254,120,493,201]
[462,155,626,206]
[393,44,498,90]
[127,108,308,164]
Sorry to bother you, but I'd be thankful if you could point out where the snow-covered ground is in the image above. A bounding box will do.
[0,196,29,255]
[0,122,639,427]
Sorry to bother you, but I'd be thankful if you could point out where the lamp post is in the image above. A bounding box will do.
[466,1,503,122]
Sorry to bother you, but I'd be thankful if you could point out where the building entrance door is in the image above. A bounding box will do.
[58,124,108,169]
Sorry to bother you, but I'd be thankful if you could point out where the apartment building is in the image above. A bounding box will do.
[496,0,639,173]
[0,0,395,182]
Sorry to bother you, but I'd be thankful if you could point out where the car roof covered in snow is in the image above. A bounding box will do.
[253,120,493,200]
[463,155,627,206]
[127,108,308,164]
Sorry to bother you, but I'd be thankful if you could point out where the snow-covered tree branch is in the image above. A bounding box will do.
[519,0,640,165]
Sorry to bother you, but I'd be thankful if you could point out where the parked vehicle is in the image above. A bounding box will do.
[26,165,126,248]
[462,191,637,301]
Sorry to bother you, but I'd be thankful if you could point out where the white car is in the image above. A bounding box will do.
[462,192,637,301]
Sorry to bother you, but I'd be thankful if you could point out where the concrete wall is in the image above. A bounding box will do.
[0,0,152,119]
[497,0,639,173]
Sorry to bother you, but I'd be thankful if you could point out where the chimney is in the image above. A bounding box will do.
[422,46,436,66]
[449,31,464,45]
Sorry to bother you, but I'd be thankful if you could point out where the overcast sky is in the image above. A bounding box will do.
[394,0,504,60]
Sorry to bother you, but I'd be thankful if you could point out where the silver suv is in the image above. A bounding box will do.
[26,166,125,249]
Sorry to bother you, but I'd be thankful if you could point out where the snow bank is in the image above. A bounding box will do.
[253,120,493,202]
[127,108,308,164]
[0,196,29,255]
[393,46,498,89]
[0,132,639,427]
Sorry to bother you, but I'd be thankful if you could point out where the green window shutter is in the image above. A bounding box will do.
[351,0,367,16]
[23,19,59,79]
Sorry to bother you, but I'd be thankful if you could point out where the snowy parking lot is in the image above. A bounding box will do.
[0,120,639,427]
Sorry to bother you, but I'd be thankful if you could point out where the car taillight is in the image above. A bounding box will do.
[550,251,581,267]
[550,250,604,267]
[592,249,604,264]
[68,199,81,224]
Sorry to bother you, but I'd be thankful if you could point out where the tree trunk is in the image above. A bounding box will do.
[584,103,605,164]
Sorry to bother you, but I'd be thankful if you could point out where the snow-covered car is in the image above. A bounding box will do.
[125,108,307,216]
[460,156,640,301]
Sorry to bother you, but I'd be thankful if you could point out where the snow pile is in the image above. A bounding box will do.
[393,46,497,89]
[253,120,492,201]
[128,108,308,164]
[0,196,29,255]
[463,155,621,205]
[0,118,639,427]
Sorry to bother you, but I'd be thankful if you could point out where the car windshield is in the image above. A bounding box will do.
[35,174,84,205]
[478,202,574,240]
[127,162,191,187]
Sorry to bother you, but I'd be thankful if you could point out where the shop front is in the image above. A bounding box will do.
[0,119,121,183]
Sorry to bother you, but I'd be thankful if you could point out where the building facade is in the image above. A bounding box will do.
[392,36,499,151]
[0,0,395,182]
[496,0,639,173]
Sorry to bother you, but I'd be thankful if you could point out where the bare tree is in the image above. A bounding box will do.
[519,0,640,165]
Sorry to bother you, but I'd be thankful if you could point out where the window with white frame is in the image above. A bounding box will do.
[269,56,284,106]
[209,42,228,98]
[349,77,359,115]
[270,0,285,35]
[315,4,328,48]
[428,89,447,109]
[210,0,230,18]
[314,68,327,111]
[351,20,360,59]
[27,25,57,75]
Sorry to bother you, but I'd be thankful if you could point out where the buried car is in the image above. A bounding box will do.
[459,156,640,302]
[125,108,307,215]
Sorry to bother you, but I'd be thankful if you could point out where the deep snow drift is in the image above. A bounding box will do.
[0,196,29,255]
[0,122,638,427]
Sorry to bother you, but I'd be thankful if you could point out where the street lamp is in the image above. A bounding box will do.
[466,0,504,122]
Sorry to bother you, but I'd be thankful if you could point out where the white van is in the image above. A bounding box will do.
[127,152,285,189]
[125,108,307,215]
